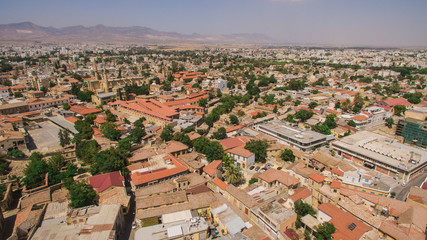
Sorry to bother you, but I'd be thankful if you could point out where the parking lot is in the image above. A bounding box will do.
[27,121,62,153]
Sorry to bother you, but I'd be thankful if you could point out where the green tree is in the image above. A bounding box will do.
[76,140,100,165]
[295,200,316,217]
[84,113,96,125]
[281,149,295,163]
[62,102,70,110]
[222,155,235,169]
[23,152,48,189]
[74,120,94,141]
[216,88,223,98]
[393,105,406,116]
[193,137,224,162]
[224,165,243,185]
[314,222,336,240]
[77,90,94,102]
[105,110,117,122]
[160,125,174,142]
[324,114,337,129]
[347,120,356,128]
[14,92,23,98]
[229,115,239,125]
[90,147,128,175]
[285,114,295,123]
[8,149,25,158]
[212,127,227,140]
[68,182,96,208]
[340,99,351,112]
[311,124,332,135]
[385,117,394,128]
[308,102,318,110]
[295,110,313,122]
[245,140,268,163]
[58,129,71,147]
[334,101,341,110]
[198,98,208,108]
[100,122,121,141]
[249,178,258,185]
[48,152,65,171]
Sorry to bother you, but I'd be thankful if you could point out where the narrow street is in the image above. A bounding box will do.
[391,172,427,201]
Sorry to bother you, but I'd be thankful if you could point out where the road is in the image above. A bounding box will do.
[120,191,136,240]
[391,172,427,201]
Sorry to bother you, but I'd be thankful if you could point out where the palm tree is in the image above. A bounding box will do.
[225,165,243,186]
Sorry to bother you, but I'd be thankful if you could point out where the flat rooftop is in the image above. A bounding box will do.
[135,217,208,240]
[332,131,427,172]
[257,120,327,144]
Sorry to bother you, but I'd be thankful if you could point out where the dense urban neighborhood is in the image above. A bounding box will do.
[0,44,426,240]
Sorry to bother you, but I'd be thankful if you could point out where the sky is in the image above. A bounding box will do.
[1,0,427,47]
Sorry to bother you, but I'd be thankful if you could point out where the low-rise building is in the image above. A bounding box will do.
[227,146,255,169]
[332,131,427,181]
[255,120,330,151]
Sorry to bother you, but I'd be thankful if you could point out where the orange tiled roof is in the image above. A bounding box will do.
[213,177,227,190]
[130,154,188,186]
[225,125,243,133]
[330,181,341,189]
[203,160,222,177]
[227,146,253,158]
[290,187,312,202]
[318,203,372,240]
[309,173,325,183]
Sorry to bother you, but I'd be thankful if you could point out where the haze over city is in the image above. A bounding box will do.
[0,1,427,240]
[1,0,427,46]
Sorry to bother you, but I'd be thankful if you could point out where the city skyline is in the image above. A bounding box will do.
[1,0,427,47]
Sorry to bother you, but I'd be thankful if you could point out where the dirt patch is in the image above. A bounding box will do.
[7,159,29,178]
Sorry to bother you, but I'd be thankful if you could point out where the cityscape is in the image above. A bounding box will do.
[0,1,426,240]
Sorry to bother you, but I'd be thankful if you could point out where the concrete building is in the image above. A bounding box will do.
[136,214,208,240]
[227,147,255,169]
[254,120,330,151]
[332,131,427,182]
[31,204,125,240]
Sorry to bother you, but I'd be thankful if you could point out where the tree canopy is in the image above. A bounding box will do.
[244,140,268,163]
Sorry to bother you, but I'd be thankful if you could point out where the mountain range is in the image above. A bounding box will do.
[0,22,276,44]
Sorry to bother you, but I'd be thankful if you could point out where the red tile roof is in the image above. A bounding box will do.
[219,136,250,150]
[203,160,222,177]
[332,168,344,176]
[89,171,124,193]
[318,203,372,240]
[70,105,102,115]
[330,181,341,189]
[213,177,227,190]
[65,116,79,124]
[351,115,369,121]
[225,125,243,133]
[379,98,412,107]
[130,154,188,186]
[290,187,312,202]
[309,173,325,183]
[227,147,254,158]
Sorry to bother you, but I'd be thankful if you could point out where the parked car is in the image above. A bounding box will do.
[259,169,266,173]
[249,166,255,170]
[277,167,282,170]
[132,221,136,229]
[255,166,260,171]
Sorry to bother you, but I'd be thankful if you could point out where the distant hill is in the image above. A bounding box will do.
[0,22,275,44]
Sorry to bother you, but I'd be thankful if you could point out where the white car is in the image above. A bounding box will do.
[132,221,136,229]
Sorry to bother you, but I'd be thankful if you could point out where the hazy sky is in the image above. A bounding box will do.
[1,0,426,47]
